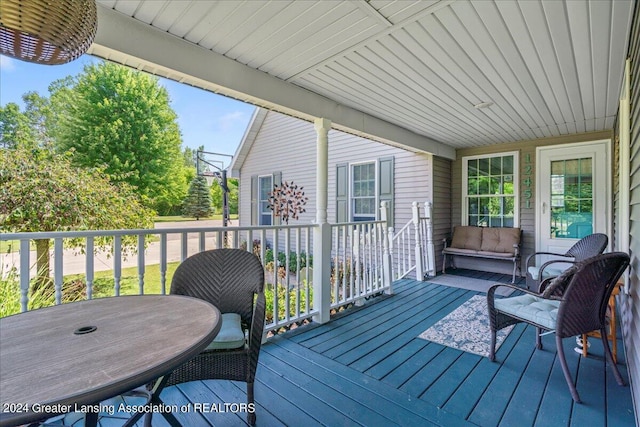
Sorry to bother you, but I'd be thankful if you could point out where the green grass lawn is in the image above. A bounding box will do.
[70,262,182,296]
[0,262,181,317]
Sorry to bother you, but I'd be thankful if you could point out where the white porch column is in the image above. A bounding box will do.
[313,118,332,324]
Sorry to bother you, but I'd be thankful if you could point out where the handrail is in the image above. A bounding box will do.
[0,219,394,333]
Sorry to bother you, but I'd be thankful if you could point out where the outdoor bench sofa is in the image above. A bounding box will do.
[442,225,522,283]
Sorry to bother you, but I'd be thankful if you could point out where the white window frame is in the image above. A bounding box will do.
[462,151,520,227]
[350,160,377,222]
[258,174,273,226]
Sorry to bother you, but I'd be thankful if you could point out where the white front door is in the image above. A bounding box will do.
[535,140,611,255]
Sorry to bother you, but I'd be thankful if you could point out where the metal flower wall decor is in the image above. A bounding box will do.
[267,180,308,224]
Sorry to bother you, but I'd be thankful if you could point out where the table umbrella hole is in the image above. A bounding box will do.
[74,326,97,335]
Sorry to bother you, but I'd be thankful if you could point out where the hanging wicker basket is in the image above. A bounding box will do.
[0,0,97,65]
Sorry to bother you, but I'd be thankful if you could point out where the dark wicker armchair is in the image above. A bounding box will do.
[525,233,608,291]
[487,252,629,403]
[157,248,265,426]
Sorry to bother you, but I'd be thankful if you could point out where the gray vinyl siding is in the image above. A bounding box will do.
[620,3,640,422]
[432,156,451,273]
[238,111,434,233]
[238,113,317,226]
[450,130,612,276]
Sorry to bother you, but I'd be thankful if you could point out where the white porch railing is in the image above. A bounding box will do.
[388,201,435,280]
[420,202,436,278]
[0,219,395,333]
[330,219,392,309]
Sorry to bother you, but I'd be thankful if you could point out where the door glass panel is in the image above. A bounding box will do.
[550,158,593,239]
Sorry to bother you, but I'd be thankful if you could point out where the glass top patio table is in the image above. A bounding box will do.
[0,294,221,427]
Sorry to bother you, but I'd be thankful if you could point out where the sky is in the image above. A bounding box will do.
[0,54,256,167]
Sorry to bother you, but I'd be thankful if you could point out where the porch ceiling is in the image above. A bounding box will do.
[90,0,634,157]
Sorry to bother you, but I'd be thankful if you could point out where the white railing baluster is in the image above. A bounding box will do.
[86,237,94,299]
[295,228,301,318]
[199,231,206,253]
[181,232,188,261]
[272,228,279,326]
[284,228,291,323]
[54,238,63,305]
[305,227,311,315]
[114,235,122,296]
[160,234,168,295]
[137,234,144,294]
[2,221,387,330]
[333,226,341,306]
[19,239,30,312]
[232,229,239,249]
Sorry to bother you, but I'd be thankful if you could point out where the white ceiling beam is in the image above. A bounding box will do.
[92,5,456,159]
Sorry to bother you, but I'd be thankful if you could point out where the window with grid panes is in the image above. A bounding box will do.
[463,152,519,227]
[351,162,376,222]
[258,175,273,225]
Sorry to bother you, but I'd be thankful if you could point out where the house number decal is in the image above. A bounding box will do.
[523,153,532,208]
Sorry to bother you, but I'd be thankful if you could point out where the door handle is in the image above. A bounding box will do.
[542,202,546,214]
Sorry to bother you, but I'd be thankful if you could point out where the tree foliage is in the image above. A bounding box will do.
[0,103,35,149]
[0,148,154,281]
[182,176,213,220]
[51,62,188,213]
[210,177,238,215]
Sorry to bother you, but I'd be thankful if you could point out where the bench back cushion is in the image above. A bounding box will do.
[450,226,483,250]
[481,227,521,254]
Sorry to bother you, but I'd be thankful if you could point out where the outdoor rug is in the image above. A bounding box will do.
[417,295,514,357]
[426,274,515,296]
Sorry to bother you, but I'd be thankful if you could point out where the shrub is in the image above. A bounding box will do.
[0,272,87,317]
[273,250,313,273]
[264,285,313,324]
[265,248,274,264]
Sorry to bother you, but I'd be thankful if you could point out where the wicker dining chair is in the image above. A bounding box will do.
[524,233,608,291]
[487,252,629,403]
[156,248,266,426]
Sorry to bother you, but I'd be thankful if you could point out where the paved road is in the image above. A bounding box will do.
[1,220,228,276]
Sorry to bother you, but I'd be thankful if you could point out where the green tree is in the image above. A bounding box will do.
[182,176,213,220]
[227,177,239,215]
[183,146,198,169]
[0,103,35,149]
[52,61,188,213]
[0,148,154,285]
[22,91,54,147]
[210,177,239,215]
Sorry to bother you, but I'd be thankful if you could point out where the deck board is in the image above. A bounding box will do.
[500,340,554,426]
[143,271,634,426]
[340,288,469,368]
[266,337,469,426]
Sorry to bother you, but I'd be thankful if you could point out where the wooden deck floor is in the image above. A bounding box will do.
[154,271,636,427]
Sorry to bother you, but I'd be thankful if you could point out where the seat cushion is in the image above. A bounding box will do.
[442,247,479,255]
[527,265,567,280]
[206,313,245,350]
[450,226,483,250]
[494,294,560,330]
[480,227,520,254]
